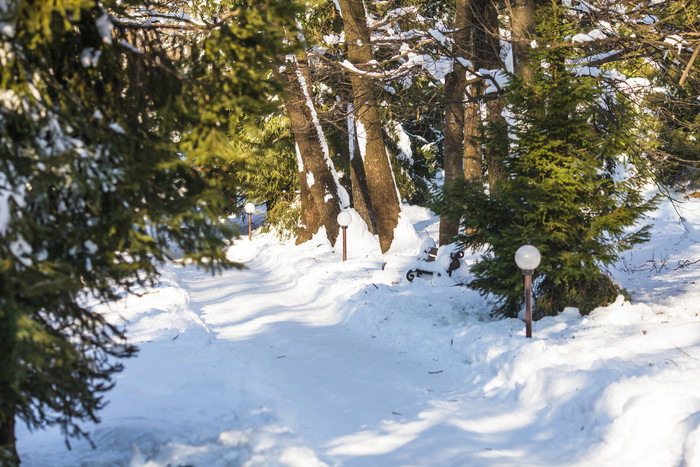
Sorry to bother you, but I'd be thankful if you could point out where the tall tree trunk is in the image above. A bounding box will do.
[347,104,376,234]
[281,52,349,245]
[479,0,507,194]
[439,0,475,245]
[336,0,401,253]
[440,72,468,244]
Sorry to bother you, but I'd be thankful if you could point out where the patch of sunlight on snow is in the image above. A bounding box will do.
[325,410,445,456]
[477,447,529,459]
[279,446,328,467]
[450,409,537,434]
[214,308,346,341]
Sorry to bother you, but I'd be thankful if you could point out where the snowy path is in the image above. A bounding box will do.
[17,202,700,466]
[175,251,476,466]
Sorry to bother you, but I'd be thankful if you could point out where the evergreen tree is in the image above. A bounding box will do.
[445,2,657,318]
[0,0,296,463]
[233,112,300,238]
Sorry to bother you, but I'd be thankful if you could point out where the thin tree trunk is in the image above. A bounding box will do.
[439,0,474,245]
[281,52,348,245]
[336,0,401,253]
[479,0,507,193]
[485,97,508,195]
[347,105,376,234]
[463,84,483,182]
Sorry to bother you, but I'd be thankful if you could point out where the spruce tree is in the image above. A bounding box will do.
[445,2,657,318]
[0,0,296,463]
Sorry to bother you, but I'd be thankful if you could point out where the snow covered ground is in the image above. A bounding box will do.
[17,195,700,467]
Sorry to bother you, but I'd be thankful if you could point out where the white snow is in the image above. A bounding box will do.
[428,28,447,46]
[1,23,15,38]
[80,48,102,68]
[389,121,413,164]
[0,171,27,237]
[95,11,113,45]
[10,234,32,266]
[354,118,368,162]
[323,33,344,46]
[294,143,304,173]
[84,239,99,254]
[17,194,700,467]
[664,34,688,54]
[347,104,356,160]
[340,52,453,83]
[331,0,342,19]
[572,29,608,43]
[109,122,125,134]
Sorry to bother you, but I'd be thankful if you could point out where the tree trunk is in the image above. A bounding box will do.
[485,97,508,195]
[281,52,348,245]
[463,84,483,183]
[347,105,376,234]
[439,0,474,245]
[336,0,401,253]
[0,300,18,466]
[295,146,321,244]
[0,408,18,467]
[479,0,507,193]
[440,71,467,244]
[510,0,539,83]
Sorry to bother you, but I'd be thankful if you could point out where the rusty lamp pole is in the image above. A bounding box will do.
[244,202,255,240]
[337,211,352,261]
[515,245,541,338]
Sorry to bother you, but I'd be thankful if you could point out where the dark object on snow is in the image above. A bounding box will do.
[406,247,464,282]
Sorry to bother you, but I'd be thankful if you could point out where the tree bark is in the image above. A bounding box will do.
[485,97,508,195]
[347,105,377,234]
[0,298,18,466]
[281,52,347,245]
[295,147,321,244]
[510,0,539,83]
[479,0,507,194]
[439,0,475,245]
[463,84,483,183]
[336,0,401,253]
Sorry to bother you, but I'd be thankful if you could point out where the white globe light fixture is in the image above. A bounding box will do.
[515,244,541,272]
[244,203,255,240]
[515,244,541,338]
[337,211,352,228]
[337,211,352,261]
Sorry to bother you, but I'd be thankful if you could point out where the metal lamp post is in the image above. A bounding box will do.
[244,202,255,240]
[515,245,541,338]
[337,211,352,262]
